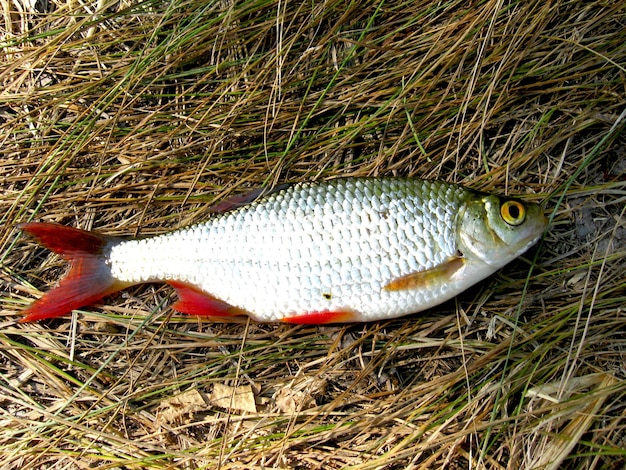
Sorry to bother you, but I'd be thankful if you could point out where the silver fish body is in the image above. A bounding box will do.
[101,178,546,323]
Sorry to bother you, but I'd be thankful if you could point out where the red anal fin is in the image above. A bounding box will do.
[167,281,249,317]
[18,223,128,322]
[282,310,358,325]
[383,256,465,292]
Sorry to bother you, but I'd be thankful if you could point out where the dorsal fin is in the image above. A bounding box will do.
[207,184,292,214]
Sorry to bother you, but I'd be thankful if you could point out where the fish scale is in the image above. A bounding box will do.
[108,179,466,321]
[18,177,547,323]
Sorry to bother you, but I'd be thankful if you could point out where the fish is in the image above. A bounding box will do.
[17,177,547,324]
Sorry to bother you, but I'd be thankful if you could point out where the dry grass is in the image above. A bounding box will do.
[1,0,625,468]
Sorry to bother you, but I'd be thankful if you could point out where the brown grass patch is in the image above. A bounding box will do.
[1,0,625,468]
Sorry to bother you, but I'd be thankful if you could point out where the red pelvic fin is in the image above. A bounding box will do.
[282,310,358,325]
[18,223,128,322]
[167,281,249,317]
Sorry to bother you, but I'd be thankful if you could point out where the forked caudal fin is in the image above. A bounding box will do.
[17,223,130,322]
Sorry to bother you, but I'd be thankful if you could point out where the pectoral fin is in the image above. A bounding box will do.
[383,256,465,292]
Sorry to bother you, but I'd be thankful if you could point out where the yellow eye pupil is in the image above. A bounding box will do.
[501,200,526,226]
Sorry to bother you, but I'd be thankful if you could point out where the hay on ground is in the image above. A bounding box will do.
[1,1,625,468]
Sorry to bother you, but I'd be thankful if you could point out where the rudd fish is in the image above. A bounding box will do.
[17,177,547,324]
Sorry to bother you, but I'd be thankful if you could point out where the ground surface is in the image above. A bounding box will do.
[1,1,625,468]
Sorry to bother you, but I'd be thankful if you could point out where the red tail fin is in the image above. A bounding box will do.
[18,223,130,322]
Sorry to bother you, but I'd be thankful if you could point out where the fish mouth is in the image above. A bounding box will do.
[505,211,548,262]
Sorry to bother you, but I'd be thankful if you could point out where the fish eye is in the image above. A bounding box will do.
[500,200,526,226]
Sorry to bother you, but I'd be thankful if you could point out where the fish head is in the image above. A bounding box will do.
[457,194,547,269]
